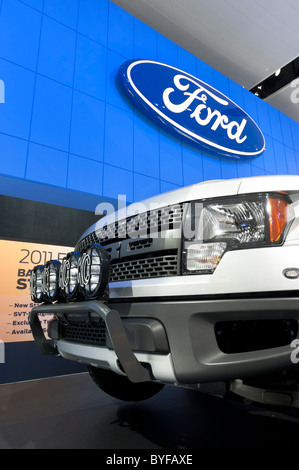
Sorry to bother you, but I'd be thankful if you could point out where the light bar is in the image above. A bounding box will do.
[29,244,111,303]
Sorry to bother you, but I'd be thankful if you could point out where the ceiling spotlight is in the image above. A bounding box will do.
[275,68,281,77]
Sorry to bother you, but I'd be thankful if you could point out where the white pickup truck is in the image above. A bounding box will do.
[29,175,299,407]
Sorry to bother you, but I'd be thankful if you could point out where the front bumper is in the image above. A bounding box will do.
[30,295,299,385]
[29,301,152,383]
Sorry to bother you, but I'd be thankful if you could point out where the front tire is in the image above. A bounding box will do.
[88,365,164,402]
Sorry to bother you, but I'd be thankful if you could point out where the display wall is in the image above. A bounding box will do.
[1,0,299,384]
[1,0,299,210]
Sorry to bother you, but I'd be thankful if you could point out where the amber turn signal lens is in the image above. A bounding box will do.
[268,198,289,242]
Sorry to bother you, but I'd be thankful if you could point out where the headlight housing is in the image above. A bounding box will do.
[182,193,290,274]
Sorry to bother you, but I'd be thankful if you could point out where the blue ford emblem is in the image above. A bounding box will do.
[119,60,265,159]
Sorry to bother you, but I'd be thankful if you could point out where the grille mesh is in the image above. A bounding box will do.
[110,255,178,282]
[61,321,106,346]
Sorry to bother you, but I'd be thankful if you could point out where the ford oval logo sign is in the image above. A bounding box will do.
[119,60,265,159]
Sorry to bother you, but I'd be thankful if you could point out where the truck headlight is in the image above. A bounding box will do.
[183,194,290,274]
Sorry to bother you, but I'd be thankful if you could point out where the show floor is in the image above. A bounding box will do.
[1,372,299,449]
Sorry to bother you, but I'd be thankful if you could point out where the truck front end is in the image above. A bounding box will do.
[29,175,299,403]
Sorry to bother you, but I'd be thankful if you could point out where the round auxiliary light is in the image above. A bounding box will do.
[42,260,61,303]
[59,251,81,301]
[30,265,45,304]
[78,243,110,300]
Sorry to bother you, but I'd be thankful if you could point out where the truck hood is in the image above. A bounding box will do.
[78,175,299,243]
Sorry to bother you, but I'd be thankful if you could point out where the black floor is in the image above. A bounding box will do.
[1,372,299,449]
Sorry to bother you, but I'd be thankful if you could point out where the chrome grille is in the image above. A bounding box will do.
[76,203,183,250]
[75,203,183,282]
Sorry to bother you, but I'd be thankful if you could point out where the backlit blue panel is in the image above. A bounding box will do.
[280,113,294,148]
[157,33,178,66]
[104,104,133,171]
[177,47,197,76]
[70,91,105,161]
[44,0,79,30]
[103,164,133,202]
[106,49,133,112]
[134,173,160,202]
[284,146,298,174]
[0,0,298,209]
[67,154,103,195]
[202,154,222,181]
[108,2,134,58]
[26,142,68,187]
[274,141,288,174]
[159,130,183,186]
[0,0,42,70]
[20,0,43,11]
[196,59,214,88]
[262,136,277,174]
[134,109,160,179]
[134,19,157,62]
[74,34,106,100]
[77,0,108,46]
[0,133,27,178]
[182,143,204,186]
[0,59,35,139]
[30,75,72,151]
[38,16,76,87]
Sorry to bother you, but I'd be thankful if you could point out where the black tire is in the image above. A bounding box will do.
[88,365,164,402]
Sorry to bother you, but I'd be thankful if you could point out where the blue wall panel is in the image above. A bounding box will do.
[74,35,106,100]
[38,16,77,87]
[77,0,108,46]
[0,0,42,70]
[0,0,299,211]
[44,0,79,30]
[70,90,105,162]
[0,58,35,139]
[26,142,68,186]
[29,75,73,152]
